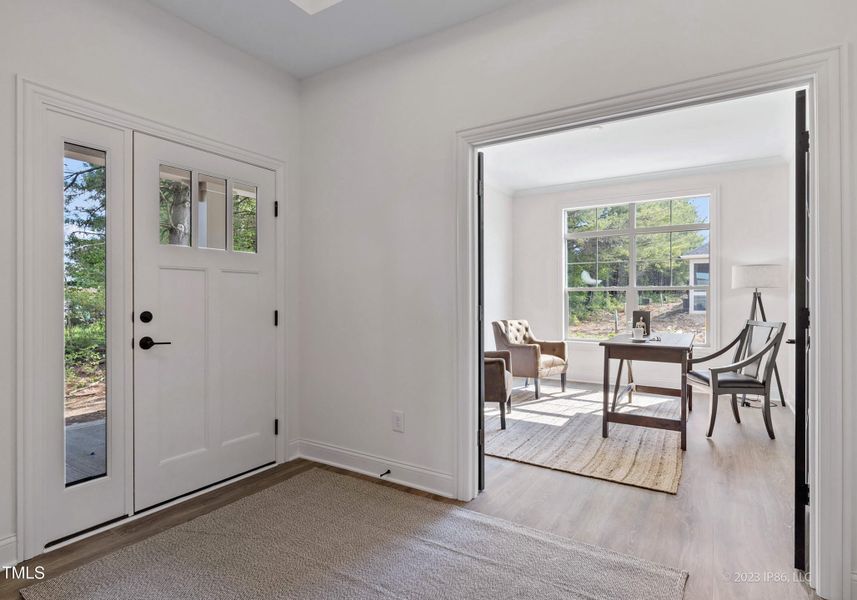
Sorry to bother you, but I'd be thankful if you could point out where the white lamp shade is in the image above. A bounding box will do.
[732,264,785,289]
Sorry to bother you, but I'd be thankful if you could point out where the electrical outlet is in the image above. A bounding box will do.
[392,410,404,433]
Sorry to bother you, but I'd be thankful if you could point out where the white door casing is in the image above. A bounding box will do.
[133,133,277,511]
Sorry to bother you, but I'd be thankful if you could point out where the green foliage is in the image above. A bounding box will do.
[159,177,191,245]
[567,197,709,335]
[233,193,257,253]
[568,291,626,339]
[64,155,107,381]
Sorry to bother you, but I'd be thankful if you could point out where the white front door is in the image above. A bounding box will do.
[133,133,277,511]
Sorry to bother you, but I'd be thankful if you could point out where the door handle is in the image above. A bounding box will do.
[786,339,796,345]
[139,336,172,350]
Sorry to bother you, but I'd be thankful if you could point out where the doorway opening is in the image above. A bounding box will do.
[470,85,816,597]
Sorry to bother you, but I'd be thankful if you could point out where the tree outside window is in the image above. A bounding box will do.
[565,195,711,344]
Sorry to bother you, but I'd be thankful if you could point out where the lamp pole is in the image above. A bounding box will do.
[745,287,787,407]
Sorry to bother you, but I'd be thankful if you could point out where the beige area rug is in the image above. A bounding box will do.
[23,469,688,600]
[486,383,683,494]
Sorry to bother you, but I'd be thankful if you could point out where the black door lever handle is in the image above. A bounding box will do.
[785,339,796,345]
[139,336,172,350]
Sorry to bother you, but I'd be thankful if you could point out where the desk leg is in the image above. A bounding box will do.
[627,360,634,404]
[611,359,624,412]
[680,353,688,451]
[602,349,610,438]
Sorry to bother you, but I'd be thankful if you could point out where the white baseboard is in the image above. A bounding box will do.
[851,571,857,600]
[295,439,456,498]
[0,535,17,568]
[285,439,301,461]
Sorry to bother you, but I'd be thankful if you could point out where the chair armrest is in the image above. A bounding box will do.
[710,337,781,376]
[485,350,512,372]
[483,358,509,401]
[532,339,567,361]
[689,331,745,366]
[502,343,540,377]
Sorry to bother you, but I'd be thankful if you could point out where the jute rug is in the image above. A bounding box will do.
[485,383,683,494]
[23,469,688,600]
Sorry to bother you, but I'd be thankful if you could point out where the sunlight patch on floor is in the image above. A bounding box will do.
[485,384,681,428]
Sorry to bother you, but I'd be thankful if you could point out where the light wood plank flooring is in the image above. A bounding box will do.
[2,387,815,600]
[470,382,815,600]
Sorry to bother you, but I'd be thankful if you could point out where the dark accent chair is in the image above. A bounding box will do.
[491,320,567,399]
[484,351,513,429]
[687,320,786,439]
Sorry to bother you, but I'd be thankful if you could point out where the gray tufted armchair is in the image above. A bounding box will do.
[492,320,567,399]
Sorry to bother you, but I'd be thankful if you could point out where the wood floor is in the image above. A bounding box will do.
[1,388,815,600]
[470,383,816,600]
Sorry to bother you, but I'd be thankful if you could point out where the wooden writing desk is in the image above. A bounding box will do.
[599,332,695,450]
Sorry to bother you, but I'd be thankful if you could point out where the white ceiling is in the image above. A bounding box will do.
[146,0,520,79]
[483,89,799,194]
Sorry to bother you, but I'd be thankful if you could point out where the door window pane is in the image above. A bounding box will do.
[159,165,192,246]
[64,143,108,486]
[198,174,226,249]
[232,183,257,253]
[567,291,627,340]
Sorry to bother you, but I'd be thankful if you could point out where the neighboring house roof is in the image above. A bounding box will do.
[681,242,709,259]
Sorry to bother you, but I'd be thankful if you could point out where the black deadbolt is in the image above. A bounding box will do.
[140,311,153,323]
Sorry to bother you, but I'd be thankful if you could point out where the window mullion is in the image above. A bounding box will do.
[628,201,638,319]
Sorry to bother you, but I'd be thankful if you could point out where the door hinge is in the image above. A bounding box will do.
[478,429,485,447]
[274,419,279,436]
[274,201,279,217]
[800,482,810,506]
[274,310,279,326]
[800,130,810,152]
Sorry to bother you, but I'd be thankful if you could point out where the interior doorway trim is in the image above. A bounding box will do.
[16,77,289,562]
[454,47,850,599]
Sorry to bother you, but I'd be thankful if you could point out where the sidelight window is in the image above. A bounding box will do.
[64,143,109,486]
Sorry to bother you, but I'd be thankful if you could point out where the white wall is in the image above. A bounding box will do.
[511,161,792,392]
[483,184,514,349]
[2,0,855,592]
[298,0,855,592]
[0,0,302,566]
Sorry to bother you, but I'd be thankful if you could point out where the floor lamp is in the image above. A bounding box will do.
[732,264,787,407]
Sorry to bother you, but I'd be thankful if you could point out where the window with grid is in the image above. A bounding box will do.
[564,195,711,344]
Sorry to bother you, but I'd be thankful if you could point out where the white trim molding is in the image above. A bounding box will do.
[455,47,849,599]
[296,439,456,498]
[0,535,17,569]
